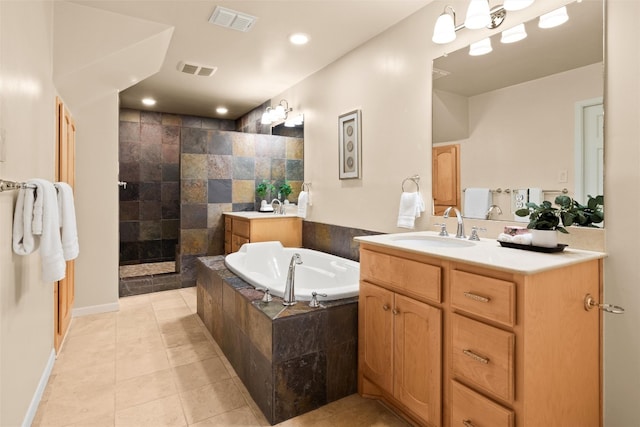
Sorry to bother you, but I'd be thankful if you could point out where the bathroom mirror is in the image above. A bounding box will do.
[432,0,604,222]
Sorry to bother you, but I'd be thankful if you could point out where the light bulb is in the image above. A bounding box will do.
[539,6,569,29]
[465,0,491,30]
[432,11,456,44]
[469,38,492,56]
[501,23,527,43]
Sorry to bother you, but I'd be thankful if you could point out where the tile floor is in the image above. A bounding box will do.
[33,288,409,427]
[119,261,176,279]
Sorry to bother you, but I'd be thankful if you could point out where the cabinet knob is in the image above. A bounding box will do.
[382,304,390,311]
[392,308,400,315]
[584,293,625,314]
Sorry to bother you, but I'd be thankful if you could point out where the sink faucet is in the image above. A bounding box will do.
[271,198,283,214]
[443,206,466,239]
[283,253,303,306]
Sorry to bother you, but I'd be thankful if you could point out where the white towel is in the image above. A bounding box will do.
[33,179,66,282]
[55,182,79,261]
[397,192,425,229]
[528,188,543,205]
[297,191,309,219]
[463,188,491,219]
[12,187,39,255]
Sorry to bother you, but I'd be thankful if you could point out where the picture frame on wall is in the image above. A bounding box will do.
[338,109,361,179]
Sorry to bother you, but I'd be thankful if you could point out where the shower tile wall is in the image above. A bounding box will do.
[179,131,304,287]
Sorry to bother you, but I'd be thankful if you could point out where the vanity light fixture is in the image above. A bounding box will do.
[469,37,493,56]
[538,6,569,29]
[432,0,533,45]
[501,23,527,43]
[284,114,304,128]
[261,99,298,125]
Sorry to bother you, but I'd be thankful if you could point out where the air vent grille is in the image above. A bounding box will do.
[208,6,257,32]
[177,61,217,77]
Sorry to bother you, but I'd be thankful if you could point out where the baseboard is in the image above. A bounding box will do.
[22,348,56,427]
[72,301,120,317]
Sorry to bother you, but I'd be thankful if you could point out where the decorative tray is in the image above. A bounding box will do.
[498,241,568,253]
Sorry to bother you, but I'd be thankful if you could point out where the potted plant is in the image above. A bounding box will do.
[278,180,293,202]
[256,180,275,211]
[515,195,605,247]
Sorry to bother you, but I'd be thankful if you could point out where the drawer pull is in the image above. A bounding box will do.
[462,420,476,427]
[464,292,491,303]
[382,304,390,311]
[463,349,490,364]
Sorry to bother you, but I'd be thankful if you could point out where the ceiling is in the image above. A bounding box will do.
[70,0,432,120]
[432,0,603,97]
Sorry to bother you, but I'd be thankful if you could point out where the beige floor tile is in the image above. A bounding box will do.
[62,413,115,427]
[118,293,151,311]
[53,342,116,374]
[68,312,117,338]
[189,406,261,426]
[162,326,209,349]
[218,353,239,378]
[171,357,230,392]
[155,306,194,321]
[150,289,185,303]
[116,348,170,382]
[157,313,202,335]
[63,325,116,351]
[49,360,115,396]
[231,377,270,426]
[166,340,218,367]
[116,333,165,360]
[116,368,177,410]
[115,394,187,427]
[38,384,115,427]
[152,297,189,311]
[179,379,246,424]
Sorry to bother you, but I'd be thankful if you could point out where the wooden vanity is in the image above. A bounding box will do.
[223,212,302,254]
[355,233,605,427]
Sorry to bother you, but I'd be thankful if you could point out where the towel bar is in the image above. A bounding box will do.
[0,179,36,192]
[401,175,420,192]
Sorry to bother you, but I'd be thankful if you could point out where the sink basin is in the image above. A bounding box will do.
[390,235,476,249]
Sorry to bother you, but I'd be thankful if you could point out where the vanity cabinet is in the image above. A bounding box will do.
[224,213,302,254]
[432,144,460,216]
[357,242,603,427]
[359,249,443,427]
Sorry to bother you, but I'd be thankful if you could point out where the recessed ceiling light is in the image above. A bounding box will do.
[142,97,156,106]
[289,33,309,45]
[216,107,228,115]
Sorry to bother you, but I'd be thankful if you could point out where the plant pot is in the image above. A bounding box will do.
[531,229,558,248]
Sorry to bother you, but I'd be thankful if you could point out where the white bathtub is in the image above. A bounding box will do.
[224,241,360,301]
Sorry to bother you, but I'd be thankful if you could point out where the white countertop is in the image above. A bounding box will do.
[223,211,300,219]
[355,231,606,275]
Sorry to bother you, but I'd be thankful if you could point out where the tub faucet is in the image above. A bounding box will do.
[443,206,466,239]
[271,198,284,215]
[283,253,303,306]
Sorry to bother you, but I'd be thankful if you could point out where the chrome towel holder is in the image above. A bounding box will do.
[401,175,420,192]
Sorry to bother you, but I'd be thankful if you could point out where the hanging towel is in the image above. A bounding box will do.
[528,188,543,205]
[297,191,309,219]
[397,192,425,229]
[12,186,39,255]
[463,188,491,219]
[33,179,66,282]
[55,182,79,261]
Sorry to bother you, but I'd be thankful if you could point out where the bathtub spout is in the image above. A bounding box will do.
[283,253,303,306]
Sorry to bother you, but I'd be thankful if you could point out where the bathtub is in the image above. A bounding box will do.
[224,241,360,301]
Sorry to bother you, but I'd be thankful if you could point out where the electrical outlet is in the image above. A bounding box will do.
[558,169,568,183]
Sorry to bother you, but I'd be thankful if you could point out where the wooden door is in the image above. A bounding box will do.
[359,281,394,394]
[55,97,76,353]
[432,144,460,215]
[394,294,442,427]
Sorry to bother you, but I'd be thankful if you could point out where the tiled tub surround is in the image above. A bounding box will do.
[197,256,358,425]
[302,221,382,262]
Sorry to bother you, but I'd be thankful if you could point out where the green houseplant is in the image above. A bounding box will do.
[256,179,275,200]
[278,180,293,202]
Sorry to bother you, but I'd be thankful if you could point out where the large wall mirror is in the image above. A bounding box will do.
[432,0,603,223]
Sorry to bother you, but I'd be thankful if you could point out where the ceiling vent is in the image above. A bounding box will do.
[177,61,218,77]
[432,67,451,80]
[208,6,257,32]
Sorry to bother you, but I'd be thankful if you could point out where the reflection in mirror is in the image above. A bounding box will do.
[432,0,603,223]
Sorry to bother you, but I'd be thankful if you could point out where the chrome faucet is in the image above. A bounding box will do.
[271,198,283,214]
[283,253,303,306]
[443,206,466,239]
[486,204,503,220]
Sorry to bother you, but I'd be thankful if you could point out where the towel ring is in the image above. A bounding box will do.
[301,182,312,191]
[401,176,420,192]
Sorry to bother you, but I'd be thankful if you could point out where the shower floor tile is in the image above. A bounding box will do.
[119,261,176,278]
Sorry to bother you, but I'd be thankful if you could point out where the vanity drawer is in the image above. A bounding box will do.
[452,314,515,402]
[232,219,250,238]
[451,270,516,327]
[451,380,514,427]
[360,249,441,303]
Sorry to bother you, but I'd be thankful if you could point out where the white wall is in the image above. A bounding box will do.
[0,2,56,425]
[603,1,640,425]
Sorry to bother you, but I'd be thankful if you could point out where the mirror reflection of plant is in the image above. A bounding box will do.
[515,195,604,233]
[256,179,275,200]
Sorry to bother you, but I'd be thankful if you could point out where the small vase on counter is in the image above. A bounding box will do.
[530,229,558,248]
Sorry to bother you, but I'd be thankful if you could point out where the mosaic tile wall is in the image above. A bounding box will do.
[118,109,235,266]
[179,130,304,287]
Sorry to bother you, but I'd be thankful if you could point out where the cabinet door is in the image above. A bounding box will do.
[359,281,394,393]
[394,294,442,427]
[432,144,460,215]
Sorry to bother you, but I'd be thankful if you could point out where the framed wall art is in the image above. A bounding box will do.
[338,109,361,179]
